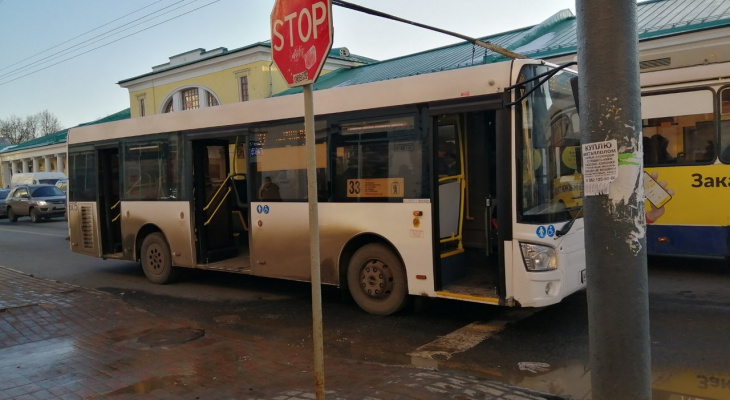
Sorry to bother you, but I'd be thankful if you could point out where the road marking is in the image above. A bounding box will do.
[408,309,538,368]
[0,226,67,238]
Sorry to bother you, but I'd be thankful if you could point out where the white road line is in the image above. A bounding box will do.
[0,226,67,238]
[409,309,538,367]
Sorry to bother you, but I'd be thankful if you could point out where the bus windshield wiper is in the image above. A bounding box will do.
[556,207,583,237]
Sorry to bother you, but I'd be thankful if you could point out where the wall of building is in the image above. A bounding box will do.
[127,60,286,117]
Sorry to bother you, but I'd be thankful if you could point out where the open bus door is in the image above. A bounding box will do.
[434,109,502,302]
[98,147,122,255]
[192,140,237,263]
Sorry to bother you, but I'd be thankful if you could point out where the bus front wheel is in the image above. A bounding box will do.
[347,243,409,315]
[141,232,177,284]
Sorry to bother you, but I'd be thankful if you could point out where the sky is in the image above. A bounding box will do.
[0,0,576,129]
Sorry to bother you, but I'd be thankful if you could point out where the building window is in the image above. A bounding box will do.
[160,86,219,114]
[182,88,199,110]
[139,98,146,117]
[208,91,219,107]
[240,76,249,102]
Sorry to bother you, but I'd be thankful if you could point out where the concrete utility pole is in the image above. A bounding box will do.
[576,1,652,399]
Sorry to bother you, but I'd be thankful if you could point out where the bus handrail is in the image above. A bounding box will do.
[204,187,232,226]
[109,200,122,223]
[203,174,233,212]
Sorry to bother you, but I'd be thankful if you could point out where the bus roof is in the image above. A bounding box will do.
[68,59,531,145]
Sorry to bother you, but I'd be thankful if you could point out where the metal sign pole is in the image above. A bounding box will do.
[304,83,325,399]
[577,0,651,398]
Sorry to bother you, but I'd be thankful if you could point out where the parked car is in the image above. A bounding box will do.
[0,188,10,218]
[5,184,67,223]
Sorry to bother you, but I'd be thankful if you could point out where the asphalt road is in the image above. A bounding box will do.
[1,217,729,399]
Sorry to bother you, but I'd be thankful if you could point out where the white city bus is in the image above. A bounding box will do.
[67,58,586,315]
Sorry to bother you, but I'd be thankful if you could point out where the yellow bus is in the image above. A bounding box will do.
[66,58,586,315]
[641,61,730,258]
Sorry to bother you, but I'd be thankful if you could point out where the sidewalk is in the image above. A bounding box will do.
[0,266,568,400]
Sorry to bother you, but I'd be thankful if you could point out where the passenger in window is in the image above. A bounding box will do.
[437,144,457,176]
[701,140,715,162]
[643,136,654,165]
[650,134,674,164]
[258,176,281,201]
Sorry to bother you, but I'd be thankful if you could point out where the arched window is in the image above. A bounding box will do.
[160,86,220,114]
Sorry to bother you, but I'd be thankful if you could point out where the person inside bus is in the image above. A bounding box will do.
[650,134,674,164]
[700,140,715,162]
[642,136,654,165]
[258,176,281,201]
[437,144,457,176]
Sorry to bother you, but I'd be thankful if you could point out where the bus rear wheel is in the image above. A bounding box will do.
[141,232,177,284]
[347,243,409,315]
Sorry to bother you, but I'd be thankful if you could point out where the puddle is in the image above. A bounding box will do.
[100,375,193,396]
[136,328,205,347]
[414,357,730,400]
[508,363,730,399]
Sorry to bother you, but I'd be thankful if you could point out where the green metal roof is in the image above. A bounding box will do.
[280,0,730,94]
[0,109,130,154]
[77,108,131,127]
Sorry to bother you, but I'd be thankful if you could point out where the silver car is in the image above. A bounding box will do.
[5,184,67,223]
[0,188,10,218]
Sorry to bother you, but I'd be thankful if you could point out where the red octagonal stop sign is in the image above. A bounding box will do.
[271,0,333,88]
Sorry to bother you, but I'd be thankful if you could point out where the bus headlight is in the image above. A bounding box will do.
[520,243,557,271]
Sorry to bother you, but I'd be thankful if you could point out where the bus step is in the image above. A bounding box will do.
[204,263,250,273]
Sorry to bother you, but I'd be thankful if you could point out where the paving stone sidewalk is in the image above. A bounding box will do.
[0,266,568,400]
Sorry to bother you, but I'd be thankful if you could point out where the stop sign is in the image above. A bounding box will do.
[271,0,333,88]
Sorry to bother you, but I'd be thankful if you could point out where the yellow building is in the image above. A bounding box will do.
[117,43,374,118]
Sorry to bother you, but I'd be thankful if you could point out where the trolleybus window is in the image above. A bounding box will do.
[334,115,424,201]
[641,90,715,166]
[68,149,97,202]
[122,135,183,201]
[249,120,328,201]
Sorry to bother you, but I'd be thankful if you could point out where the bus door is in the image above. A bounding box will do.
[192,140,237,263]
[434,110,501,299]
[98,147,122,255]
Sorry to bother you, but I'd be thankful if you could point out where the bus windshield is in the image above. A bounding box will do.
[516,64,581,224]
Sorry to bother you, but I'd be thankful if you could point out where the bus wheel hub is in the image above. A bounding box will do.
[360,260,393,298]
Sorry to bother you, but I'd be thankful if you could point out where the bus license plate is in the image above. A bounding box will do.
[581,269,586,283]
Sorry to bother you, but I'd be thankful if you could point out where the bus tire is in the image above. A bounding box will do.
[347,243,409,315]
[141,232,177,284]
